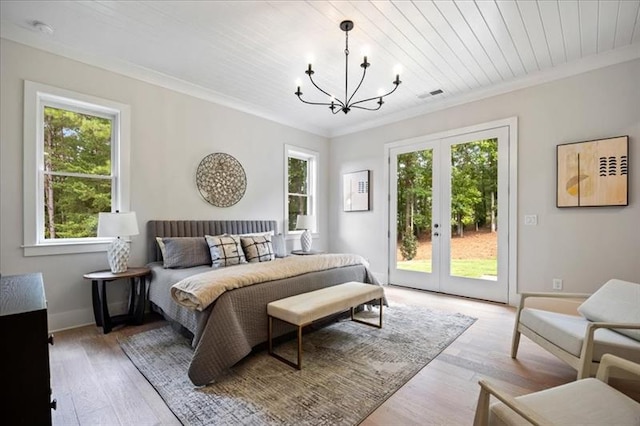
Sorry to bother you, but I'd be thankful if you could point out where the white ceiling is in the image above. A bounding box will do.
[2,1,639,137]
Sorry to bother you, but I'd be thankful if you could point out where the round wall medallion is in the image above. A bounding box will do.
[196,152,247,207]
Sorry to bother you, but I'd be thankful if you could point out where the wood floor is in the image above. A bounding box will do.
[50,285,637,425]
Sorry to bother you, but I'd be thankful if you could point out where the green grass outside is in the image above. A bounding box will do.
[396,259,497,279]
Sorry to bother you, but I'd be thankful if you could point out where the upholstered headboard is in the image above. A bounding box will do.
[147,220,278,263]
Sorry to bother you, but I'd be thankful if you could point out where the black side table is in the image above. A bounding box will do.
[83,267,150,334]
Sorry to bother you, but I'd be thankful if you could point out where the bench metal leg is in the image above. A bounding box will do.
[350,297,383,329]
[268,315,303,370]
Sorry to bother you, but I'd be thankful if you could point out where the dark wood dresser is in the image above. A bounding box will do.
[0,273,55,425]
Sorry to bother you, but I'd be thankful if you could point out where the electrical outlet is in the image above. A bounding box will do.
[552,278,563,291]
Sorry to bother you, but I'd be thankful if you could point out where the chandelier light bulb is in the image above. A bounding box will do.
[295,20,401,115]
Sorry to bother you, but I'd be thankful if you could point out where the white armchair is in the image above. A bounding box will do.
[511,279,640,379]
[473,354,640,426]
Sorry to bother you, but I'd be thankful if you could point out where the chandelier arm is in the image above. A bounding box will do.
[307,74,346,108]
[349,82,400,108]
[296,96,336,107]
[345,66,367,107]
[351,103,383,112]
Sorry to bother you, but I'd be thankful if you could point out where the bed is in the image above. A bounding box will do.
[146,220,381,385]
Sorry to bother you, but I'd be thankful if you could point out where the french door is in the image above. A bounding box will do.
[388,126,510,303]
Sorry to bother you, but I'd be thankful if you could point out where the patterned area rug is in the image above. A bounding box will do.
[119,303,476,425]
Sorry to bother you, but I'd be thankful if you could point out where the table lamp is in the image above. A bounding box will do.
[97,211,139,273]
[296,214,314,252]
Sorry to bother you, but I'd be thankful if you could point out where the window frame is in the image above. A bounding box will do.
[23,81,131,256]
[284,144,318,238]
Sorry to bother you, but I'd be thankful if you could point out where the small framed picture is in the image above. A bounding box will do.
[343,170,370,212]
[557,136,628,207]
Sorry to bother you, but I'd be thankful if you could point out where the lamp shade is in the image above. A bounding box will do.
[97,212,139,237]
[296,214,314,230]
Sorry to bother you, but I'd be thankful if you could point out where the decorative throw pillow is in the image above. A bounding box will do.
[205,234,246,267]
[155,237,211,269]
[578,279,640,341]
[240,235,275,263]
[271,233,287,258]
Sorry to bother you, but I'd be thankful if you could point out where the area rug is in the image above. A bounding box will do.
[119,303,476,425]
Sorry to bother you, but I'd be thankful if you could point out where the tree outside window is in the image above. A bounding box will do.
[43,107,113,239]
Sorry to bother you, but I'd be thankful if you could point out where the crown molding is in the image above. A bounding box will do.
[329,43,640,138]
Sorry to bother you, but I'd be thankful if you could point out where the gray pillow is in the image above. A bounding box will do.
[271,233,287,258]
[157,237,211,269]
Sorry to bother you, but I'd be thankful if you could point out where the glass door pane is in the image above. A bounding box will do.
[449,139,498,281]
[396,149,434,273]
[389,141,440,292]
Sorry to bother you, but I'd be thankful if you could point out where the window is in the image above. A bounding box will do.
[23,81,130,256]
[284,145,318,234]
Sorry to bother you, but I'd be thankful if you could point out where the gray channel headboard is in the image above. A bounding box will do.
[147,220,278,263]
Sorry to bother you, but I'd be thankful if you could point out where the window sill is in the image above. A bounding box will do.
[23,239,123,257]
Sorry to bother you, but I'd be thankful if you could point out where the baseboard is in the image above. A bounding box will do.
[48,300,129,332]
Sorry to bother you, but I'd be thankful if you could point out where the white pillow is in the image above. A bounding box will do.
[578,279,640,341]
[238,230,275,238]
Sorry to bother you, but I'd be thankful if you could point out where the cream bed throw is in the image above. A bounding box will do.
[171,253,369,311]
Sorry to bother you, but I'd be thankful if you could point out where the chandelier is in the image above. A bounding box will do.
[295,20,402,114]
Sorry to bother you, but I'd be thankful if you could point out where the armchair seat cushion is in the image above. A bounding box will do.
[489,378,640,426]
[520,308,640,362]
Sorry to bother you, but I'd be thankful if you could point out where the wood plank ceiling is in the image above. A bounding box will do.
[1,1,639,137]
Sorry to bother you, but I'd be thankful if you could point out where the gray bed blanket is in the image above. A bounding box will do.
[149,262,380,385]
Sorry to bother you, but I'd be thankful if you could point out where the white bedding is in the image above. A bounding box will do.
[171,253,369,311]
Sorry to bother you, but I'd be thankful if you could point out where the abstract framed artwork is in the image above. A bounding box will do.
[343,170,370,211]
[557,136,628,207]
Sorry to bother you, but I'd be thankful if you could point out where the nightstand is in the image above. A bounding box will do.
[83,267,150,334]
[291,250,325,255]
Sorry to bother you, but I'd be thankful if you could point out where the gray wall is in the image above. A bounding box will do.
[328,58,640,294]
[0,39,329,330]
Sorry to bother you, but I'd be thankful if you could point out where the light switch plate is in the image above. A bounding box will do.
[524,215,538,225]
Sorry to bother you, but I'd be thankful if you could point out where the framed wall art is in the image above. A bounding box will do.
[343,170,370,212]
[557,136,628,207]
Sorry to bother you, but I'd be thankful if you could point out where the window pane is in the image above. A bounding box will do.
[288,195,308,231]
[44,175,111,239]
[43,106,112,176]
[288,157,308,194]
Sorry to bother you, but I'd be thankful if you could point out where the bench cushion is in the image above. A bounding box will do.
[267,281,383,326]
[520,308,640,362]
[578,279,640,341]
